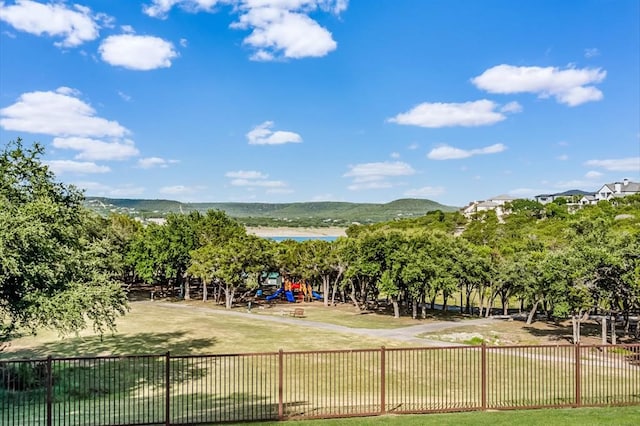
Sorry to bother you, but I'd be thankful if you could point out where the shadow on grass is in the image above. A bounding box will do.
[1,331,218,359]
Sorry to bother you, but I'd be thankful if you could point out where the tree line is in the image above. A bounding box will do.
[1,140,639,341]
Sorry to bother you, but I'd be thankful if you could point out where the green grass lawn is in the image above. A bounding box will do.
[1,301,413,359]
[236,406,640,425]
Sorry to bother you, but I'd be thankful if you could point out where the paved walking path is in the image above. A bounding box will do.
[149,301,496,347]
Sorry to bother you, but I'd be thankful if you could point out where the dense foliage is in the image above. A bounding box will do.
[0,140,127,339]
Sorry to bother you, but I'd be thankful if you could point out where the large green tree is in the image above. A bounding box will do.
[0,140,127,338]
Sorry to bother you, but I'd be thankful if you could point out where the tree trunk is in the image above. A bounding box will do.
[421,294,427,319]
[412,299,418,319]
[202,280,208,302]
[322,276,330,307]
[430,295,436,310]
[224,286,234,309]
[526,300,540,325]
[442,293,448,312]
[391,295,400,319]
[184,278,191,300]
[601,315,607,345]
[348,284,362,311]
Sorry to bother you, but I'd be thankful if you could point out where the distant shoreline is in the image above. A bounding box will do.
[245,226,347,238]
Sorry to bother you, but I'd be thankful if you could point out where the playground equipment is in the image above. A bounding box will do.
[263,278,323,303]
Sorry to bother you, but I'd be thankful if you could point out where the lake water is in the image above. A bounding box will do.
[267,236,338,242]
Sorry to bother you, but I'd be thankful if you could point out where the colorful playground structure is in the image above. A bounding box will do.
[265,279,323,303]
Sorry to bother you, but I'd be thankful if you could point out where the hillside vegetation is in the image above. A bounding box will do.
[85,197,458,226]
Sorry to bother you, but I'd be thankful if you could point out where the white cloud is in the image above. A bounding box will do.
[556,154,569,161]
[388,100,510,128]
[407,143,419,150]
[0,0,103,47]
[53,137,139,161]
[46,160,110,174]
[247,121,302,145]
[99,34,178,70]
[585,170,603,179]
[344,161,415,190]
[137,157,179,169]
[225,170,268,179]
[500,101,523,113]
[584,48,600,58]
[143,0,222,18]
[344,161,415,181]
[427,143,506,160]
[180,37,188,47]
[472,64,606,106]
[0,87,128,137]
[74,181,145,197]
[584,157,640,172]
[143,0,345,60]
[404,186,445,197]
[390,152,400,159]
[225,168,289,190]
[233,6,337,60]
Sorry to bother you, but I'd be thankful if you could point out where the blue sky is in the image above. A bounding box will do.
[1,0,638,207]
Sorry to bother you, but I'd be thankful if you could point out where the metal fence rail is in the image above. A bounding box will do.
[1,343,639,425]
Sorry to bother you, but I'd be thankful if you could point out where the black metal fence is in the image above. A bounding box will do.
[1,343,639,425]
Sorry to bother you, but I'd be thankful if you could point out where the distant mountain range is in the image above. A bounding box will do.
[85,197,459,225]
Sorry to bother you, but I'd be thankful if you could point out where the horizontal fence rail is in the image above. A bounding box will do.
[1,344,639,425]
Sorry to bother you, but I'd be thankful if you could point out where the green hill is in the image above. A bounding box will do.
[85,197,459,226]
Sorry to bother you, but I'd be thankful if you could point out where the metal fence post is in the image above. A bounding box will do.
[575,343,581,407]
[46,356,52,426]
[165,352,171,426]
[380,346,386,415]
[278,349,284,420]
[481,343,487,410]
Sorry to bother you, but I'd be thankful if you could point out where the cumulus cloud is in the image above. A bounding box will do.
[404,186,445,197]
[584,157,640,172]
[427,143,506,160]
[0,0,106,47]
[137,157,179,169]
[225,168,289,191]
[46,160,110,174]
[143,0,345,60]
[232,5,337,60]
[388,100,514,128]
[344,161,415,190]
[52,137,139,161]
[472,64,606,106]
[500,101,523,113]
[0,87,128,137]
[247,121,302,145]
[99,34,178,70]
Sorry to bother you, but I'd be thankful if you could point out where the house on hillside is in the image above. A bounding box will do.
[592,179,640,203]
[535,189,593,205]
[462,194,518,219]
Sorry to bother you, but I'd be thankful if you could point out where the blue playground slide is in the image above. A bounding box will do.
[285,291,296,302]
[265,288,283,301]
[311,291,323,300]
